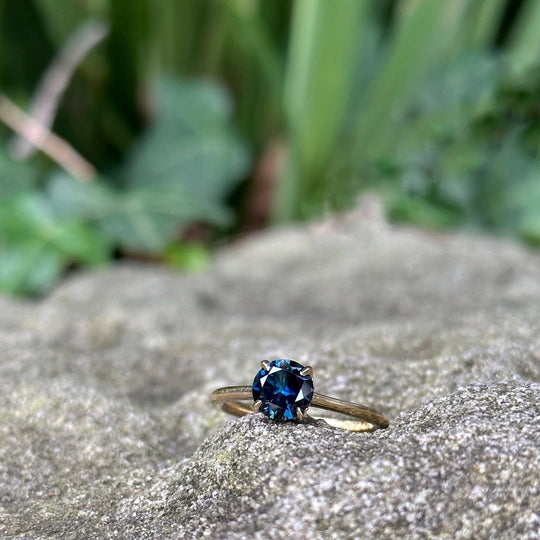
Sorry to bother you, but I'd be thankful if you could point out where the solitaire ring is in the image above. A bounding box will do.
[211,359,389,432]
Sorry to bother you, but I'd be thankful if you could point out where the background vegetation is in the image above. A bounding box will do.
[0,0,539,296]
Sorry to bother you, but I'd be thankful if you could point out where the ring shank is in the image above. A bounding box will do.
[211,386,389,432]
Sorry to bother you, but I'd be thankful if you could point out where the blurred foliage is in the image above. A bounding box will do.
[385,56,540,242]
[0,0,539,296]
[48,79,248,254]
[0,78,248,295]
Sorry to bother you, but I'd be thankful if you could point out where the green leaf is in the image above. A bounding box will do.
[0,191,110,296]
[99,189,230,254]
[48,174,232,254]
[0,239,64,296]
[0,151,40,197]
[122,77,249,201]
[0,192,110,265]
[163,242,210,272]
[45,78,248,256]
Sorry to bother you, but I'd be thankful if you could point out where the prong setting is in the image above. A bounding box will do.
[260,360,270,371]
[296,408,309,422]
[300,365,313,377]
[253,400,262,412]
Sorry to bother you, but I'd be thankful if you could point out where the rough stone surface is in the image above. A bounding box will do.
[0,204,539,539]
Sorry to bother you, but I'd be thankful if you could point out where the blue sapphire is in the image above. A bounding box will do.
[252,359,314,421]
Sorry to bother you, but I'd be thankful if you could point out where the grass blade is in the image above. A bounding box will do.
[508,0,540,75]
[275,0,369,221]
[350,0,470,164]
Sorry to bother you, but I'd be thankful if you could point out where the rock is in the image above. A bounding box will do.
[123,379,538,539]
[0,208,539,538]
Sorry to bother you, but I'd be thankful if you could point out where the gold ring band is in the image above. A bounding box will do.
[211,385,389,432]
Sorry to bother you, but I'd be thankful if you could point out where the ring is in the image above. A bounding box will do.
[211,359,389,432]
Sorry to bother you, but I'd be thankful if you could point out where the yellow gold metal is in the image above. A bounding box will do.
[253,399,262,412]
[299,366,313,377]
[211,386,389,432]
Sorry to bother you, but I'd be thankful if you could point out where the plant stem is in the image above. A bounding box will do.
[0,94,96,181]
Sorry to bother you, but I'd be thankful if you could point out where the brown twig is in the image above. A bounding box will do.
[0,94,96,181]
[10,20,109,160]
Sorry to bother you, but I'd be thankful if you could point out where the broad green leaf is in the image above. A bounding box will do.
[98,189,231,254]
[48,174,231,254]
[46,77,248,255]
[0,190,110,296]
[0,151,40,196]
[122,78,249,201]
[0,239,64,296]
[0,192,110,265]
[153,78,234,127]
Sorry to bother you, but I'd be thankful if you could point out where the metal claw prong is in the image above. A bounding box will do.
[300,365,313,377]
[253,400,262,412]
[296,408,308,421]
[260,360,270,371]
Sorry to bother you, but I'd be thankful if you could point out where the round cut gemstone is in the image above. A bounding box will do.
[252,359,314,421]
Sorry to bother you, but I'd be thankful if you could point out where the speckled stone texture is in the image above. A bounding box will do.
[0,204,539,539]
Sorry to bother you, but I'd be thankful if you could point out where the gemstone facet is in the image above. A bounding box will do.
[252,359,314,421]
